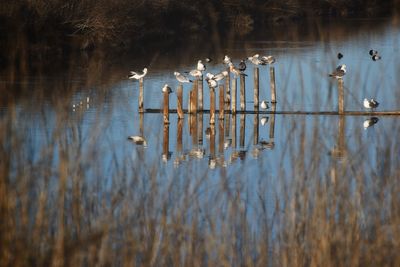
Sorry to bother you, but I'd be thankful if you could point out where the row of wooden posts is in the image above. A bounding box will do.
[137,66,278,122]
[137,66,349,124]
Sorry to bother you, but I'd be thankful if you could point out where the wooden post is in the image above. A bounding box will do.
[198,77,203,111]
[232,114,237,148]
[240,114,245,148]
[210,87,215,124]
[139,112,144,137]
[270,67,277,103]
[163,91,169,124]
[210,124,215,158]
[253,113,259,145]
[254,67,259,109]
[177,118,183,153]
[225,68,231,105]
[177,85,184,119]
[269,103,276,139]
[219,85,224,120]
[189,88,193,114]
[198,113,203,146]
[338,79,344,114]
[240,74,246,111]
[162,123,170,161]
[231,77,237,114]
[218,119,224,154]
[139,78,144,112]
[225,114,230,137]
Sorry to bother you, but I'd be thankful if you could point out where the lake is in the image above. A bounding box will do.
[1,18,399,266]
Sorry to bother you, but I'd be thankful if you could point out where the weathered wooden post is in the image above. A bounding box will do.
[163,90,170,124]
[269,103,276,140]
[219,85,224,120]
[198,76,204,111]
[231,77,237,114]
[253,113,259,145]
[338,79,344,114]
[177,85,184,119]
[225,114,230,137]
[139,112,144,137]
[218,119,224,154]
[225,68,231,105]
[270,67,277,103]
[190,82,198,114]
[210,124,215,157]
[139,78,144,112]
[240,74,246,111]
[254,67,259,109]
[162,123,170,161]
[240,114,245,148]
[210,87,216,124]
[177,118,183,153]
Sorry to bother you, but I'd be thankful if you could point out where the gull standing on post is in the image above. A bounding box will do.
[187,69,203,79]
[247,54,264,65]
[229,62,247,77]
[238,60,247,72]
[213,71,229,81]
[129,68,148,80]
[162,84,173,94]
[197,60,206,71]
[174,72,193,83]
[223,55,232,65]
[261,55,276,65]
[329,64,346,79]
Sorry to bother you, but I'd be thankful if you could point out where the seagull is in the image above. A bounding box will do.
[337,52,343,59]
[174,72,193,83]
[260,100,269,110]
[162,84,172,94]
[247,54,264,65]
[129,68,148,80]
[363,117,379,129]
[206,72,215,79]
[213,71,229,81]
[127,135,147,146]
[205,77,218,88]
[187,69,203,78]
[261,55,276,65]
[223,55,232,65]
[363,98,379,110]
[329,64,346,79]
[205,57,212,63]
[238,60,246,72]
[372,54,382,61]
[197,60,206,71]
[260,116,269,125]
[229,62,247,77]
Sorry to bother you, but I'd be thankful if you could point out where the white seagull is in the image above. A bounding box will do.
[223,55,232,65]
[174,72,193,83]
[213,71,229,81]
[363,98,379,110]
[129,68,148,80]
[162,84,172,94]
[205,77,218,88]
[363,117,379,129]
[260,100,269,110]
[229,62,247,77]
[329,64,346,79]
[197,60,206,71]
[261,55,276,65]
[247,54,264,65]
[127,135,147,146]
[187,69,203,78]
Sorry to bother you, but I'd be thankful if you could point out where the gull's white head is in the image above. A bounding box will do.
[253,54,259,58]
[222,71,228,76]
[341,64,346,72]
[174,72,179,76]
[143,68,148,73]
[206,73,214,79]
